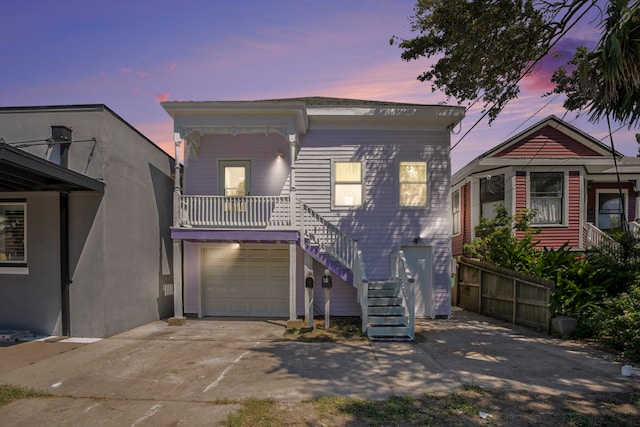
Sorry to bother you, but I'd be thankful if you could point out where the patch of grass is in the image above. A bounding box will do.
[224,387,640,426]
[283,317,367,342]
[222,398,281,427]
[442,392,478,417]
[315,395,429,426]
[0,384,49,406]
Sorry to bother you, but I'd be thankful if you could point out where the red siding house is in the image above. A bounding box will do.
[451,116,640,257]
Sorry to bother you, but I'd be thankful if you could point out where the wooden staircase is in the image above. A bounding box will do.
[300,202,414,341]
[366,280,413,340]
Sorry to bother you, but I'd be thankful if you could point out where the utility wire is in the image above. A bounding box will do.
[452,1,597,151]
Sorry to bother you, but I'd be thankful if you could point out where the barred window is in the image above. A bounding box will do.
[0,203,26,263]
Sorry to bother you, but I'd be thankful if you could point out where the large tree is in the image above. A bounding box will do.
[393,0,640,126]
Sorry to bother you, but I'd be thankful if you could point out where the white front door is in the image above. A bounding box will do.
[400,245,434,318]
[596,190,626,230]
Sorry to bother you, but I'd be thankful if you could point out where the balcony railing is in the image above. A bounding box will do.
[179,194,360,277]
[180,195,292,228]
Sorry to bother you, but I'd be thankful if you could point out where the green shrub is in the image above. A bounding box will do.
[587,231,640,296]
[548,259,606,318]
[591,286,640,362]
[464,204,539,273]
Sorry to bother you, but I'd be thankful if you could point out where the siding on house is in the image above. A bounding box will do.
[495,127,602,158]
[185,133,290,196]
[452,181,471,256]
[183,128,454,317]
[295,129,452,317]
[514,170,582,249]
[295,256,360,317]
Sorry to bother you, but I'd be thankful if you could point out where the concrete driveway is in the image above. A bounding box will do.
[0,309,638,426]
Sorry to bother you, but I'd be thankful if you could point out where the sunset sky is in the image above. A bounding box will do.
[1,0,637,172]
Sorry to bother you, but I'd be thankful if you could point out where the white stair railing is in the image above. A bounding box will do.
[584,222,621,257]
[352,249,369,334]
[300,202,357,270]
[629,221,640,238]
[390,250,415,340]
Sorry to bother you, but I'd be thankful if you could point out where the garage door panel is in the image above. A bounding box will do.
[202,244,289,317]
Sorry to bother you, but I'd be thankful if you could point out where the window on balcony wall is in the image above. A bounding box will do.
[219,160,251,212]
[597,191,625,231]
[0,202,26,263]
[399,161,427,207]
[479,175,504,220]
[452,189,460,235]
[530,172,563,225]
[333,161,363,207]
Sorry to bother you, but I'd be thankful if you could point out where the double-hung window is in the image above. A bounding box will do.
[399,161,427,207]
[452,189,460,235]
[530,172,563,225]
[333,161,363,207]
[0,202,26,263]
[479,175,505,220]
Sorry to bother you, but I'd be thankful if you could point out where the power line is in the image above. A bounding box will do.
[452,1,597,151]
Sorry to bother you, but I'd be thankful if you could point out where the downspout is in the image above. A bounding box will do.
[52,126,73,337]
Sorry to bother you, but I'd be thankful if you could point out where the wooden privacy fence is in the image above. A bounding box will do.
[455,257,555,332]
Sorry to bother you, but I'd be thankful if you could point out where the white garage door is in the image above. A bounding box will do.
[202,243,289,317]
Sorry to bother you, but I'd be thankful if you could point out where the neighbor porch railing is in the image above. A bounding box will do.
[584,222,621,256]
[629,221,640,238]
[180,195,292,228]
[390,250,415,340]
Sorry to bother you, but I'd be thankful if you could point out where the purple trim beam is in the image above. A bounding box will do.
[171,228,300,243]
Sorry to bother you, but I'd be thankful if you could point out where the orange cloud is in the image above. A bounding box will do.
[154,93,170,103]
[135,118,174,157]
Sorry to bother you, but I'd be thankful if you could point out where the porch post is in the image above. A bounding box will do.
[289,241,297,321]
[289,133,297,227]
[169,133,186,326]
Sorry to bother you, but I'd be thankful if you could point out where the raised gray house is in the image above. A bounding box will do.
[163,97,464,339]
[0,105,175,338]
